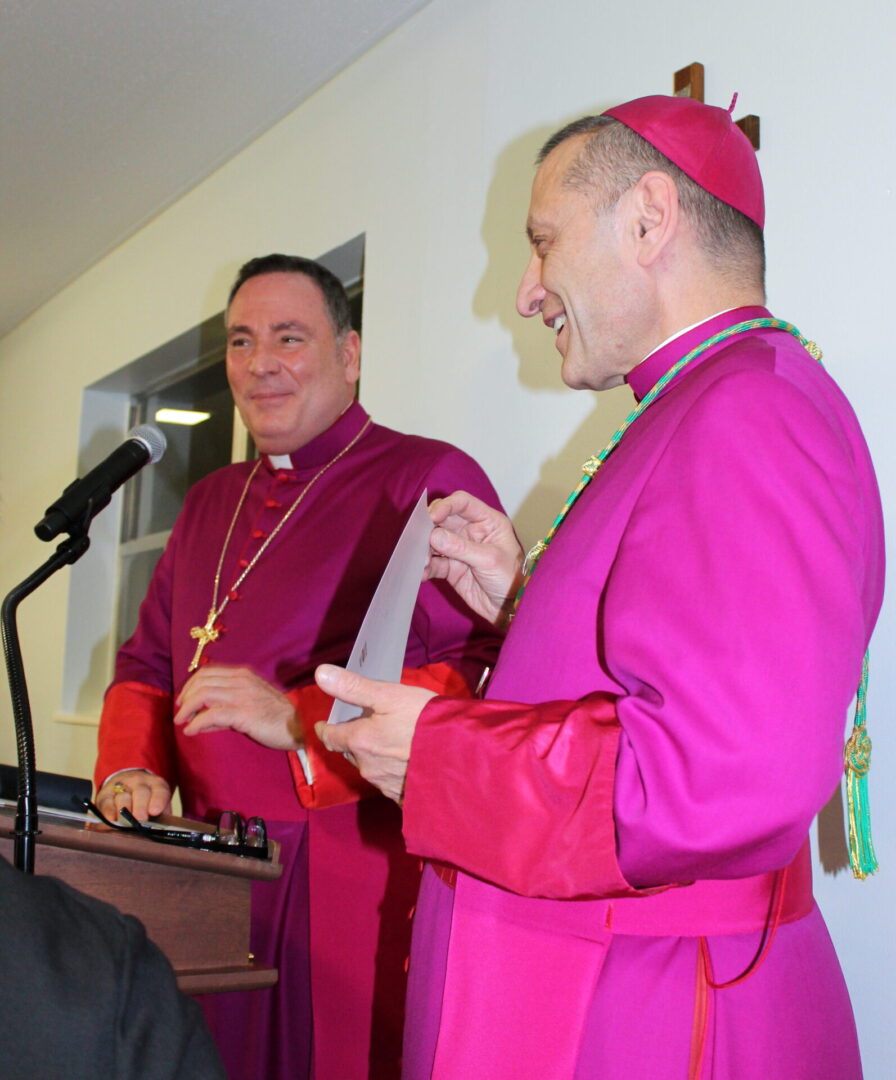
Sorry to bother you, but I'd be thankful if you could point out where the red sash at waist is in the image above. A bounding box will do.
[431,839,813,938]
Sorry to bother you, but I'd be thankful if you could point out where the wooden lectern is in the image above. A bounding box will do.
[0,806,282,994]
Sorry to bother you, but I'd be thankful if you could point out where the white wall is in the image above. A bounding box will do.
[1,0,893,1072]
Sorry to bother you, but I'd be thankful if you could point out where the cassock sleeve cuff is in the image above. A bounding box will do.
[403,691,645,899]
[95,681,176,792]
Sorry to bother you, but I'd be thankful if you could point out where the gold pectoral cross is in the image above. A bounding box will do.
[188,609,220,672]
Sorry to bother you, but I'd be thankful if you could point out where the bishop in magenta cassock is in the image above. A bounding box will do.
[316,98,885,1079]
[94,258,503,1080]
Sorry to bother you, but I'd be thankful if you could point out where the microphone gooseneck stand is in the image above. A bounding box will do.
[4,425,166,872]
[1,524,91,873]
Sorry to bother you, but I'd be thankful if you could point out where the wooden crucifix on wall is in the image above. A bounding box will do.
[673,61,760,149]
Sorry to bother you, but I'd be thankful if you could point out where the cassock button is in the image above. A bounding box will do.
[252,529,267,539]
[228,589,241,601]
[199,654,211,666]
[264,498,282,509]
[403,956,411,974]
[214,623,226,634]
[238,558,250,569]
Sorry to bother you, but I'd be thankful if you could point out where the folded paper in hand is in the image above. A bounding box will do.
[327,489,433,725]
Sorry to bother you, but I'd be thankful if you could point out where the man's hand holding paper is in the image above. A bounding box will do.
[314,667,435,804]
[316,488,514,802]
[426,490,524,626]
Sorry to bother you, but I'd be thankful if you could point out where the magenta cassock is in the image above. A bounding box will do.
[402,308,885,1079]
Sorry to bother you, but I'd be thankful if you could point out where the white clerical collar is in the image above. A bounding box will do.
[263,401,358,473]
[639,308,739,367]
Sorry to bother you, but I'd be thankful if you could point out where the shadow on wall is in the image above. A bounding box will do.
[818,785,851,876]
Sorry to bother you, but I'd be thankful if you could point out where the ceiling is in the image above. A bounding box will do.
[0,0,431,339]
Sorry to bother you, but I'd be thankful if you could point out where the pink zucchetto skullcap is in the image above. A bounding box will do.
[602,94,765,229]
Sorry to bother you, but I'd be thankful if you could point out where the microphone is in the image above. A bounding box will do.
[34,424,167,542]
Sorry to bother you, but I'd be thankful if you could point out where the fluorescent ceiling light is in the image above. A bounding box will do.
[155,408,211,426]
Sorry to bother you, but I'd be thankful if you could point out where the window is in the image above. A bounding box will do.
[116,357,246,649]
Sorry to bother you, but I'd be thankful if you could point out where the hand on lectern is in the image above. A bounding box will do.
[95,769,172,823]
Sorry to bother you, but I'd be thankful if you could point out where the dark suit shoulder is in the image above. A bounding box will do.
[0,856,225,1079]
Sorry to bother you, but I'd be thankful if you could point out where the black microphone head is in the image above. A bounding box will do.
[34,424,168,541]
[128,424,166,464]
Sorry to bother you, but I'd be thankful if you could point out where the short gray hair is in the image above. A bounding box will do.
[538,116,765,289]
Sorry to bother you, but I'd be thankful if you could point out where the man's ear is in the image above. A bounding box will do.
[341,330,361,385]
[630,170,680,268]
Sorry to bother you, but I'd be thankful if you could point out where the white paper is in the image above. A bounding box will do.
[327,490,432,725]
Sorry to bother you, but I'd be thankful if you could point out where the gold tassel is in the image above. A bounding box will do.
[844,653,877,879]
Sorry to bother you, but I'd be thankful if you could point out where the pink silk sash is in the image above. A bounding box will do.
[430,842,812,1079]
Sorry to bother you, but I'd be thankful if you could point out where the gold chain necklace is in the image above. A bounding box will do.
[187,417,372,671]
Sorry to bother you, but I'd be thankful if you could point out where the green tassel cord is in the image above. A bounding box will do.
[845,652,877,879]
